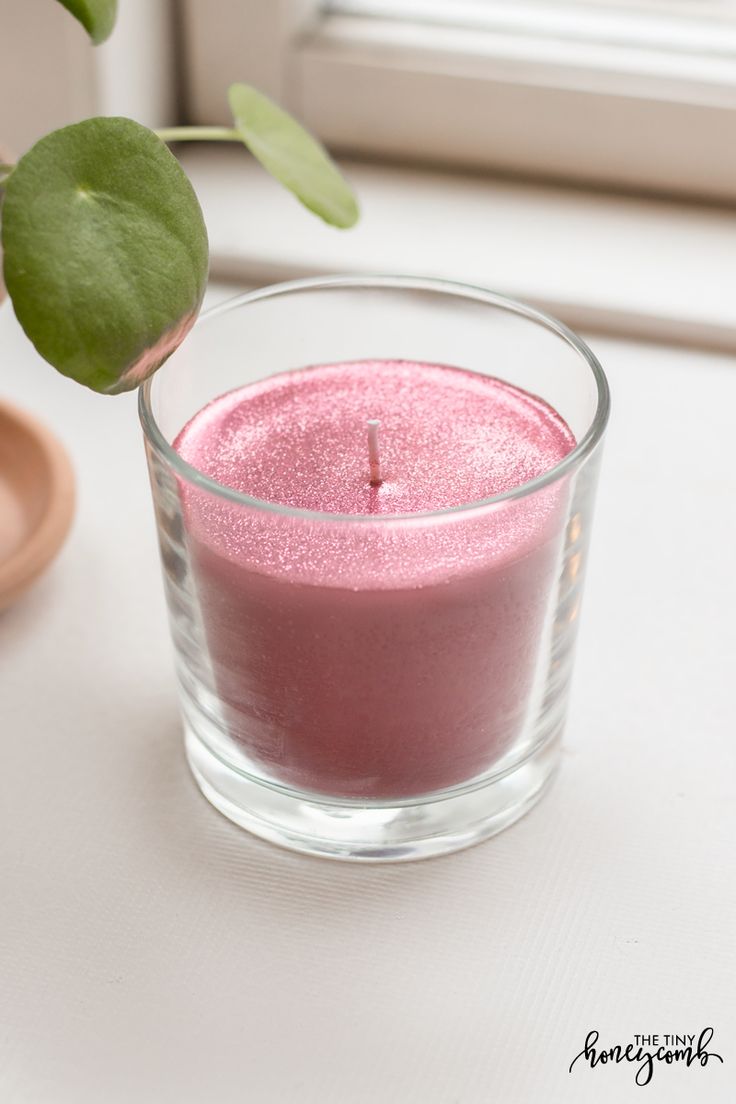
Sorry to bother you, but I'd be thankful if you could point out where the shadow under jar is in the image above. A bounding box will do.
[139,276,609,861]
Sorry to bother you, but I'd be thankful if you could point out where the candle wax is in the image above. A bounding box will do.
[175,360,575,798]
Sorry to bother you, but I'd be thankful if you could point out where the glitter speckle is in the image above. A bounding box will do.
[173,360,576,588]
[175,360,575,515]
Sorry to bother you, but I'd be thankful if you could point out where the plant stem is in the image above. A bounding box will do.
[155,127,241,144]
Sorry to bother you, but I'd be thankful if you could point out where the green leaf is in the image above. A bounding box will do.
[1,117,208,394]
[228,83,358,229]
[56,0,118,44]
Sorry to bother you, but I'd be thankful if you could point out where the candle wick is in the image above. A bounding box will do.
[367,419,382,486]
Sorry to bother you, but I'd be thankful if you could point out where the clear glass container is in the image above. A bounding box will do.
[139,276,609,861]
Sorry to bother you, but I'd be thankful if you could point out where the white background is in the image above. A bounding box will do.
[1,286,734,1103]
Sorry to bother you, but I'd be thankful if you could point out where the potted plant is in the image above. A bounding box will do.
[0,0,357,608]
[0,0,357,393]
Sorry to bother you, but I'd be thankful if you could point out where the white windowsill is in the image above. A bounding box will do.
[2,287,735,1101]
[181,146,736,352]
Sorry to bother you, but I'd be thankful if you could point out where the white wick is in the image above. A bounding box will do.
[367,419,382,486]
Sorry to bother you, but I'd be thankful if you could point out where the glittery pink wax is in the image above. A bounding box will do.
[174,360,575,798]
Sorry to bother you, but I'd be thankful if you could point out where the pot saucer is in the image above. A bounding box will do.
[0,399,75,611]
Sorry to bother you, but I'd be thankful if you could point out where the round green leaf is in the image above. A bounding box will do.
[1,117,208,394]
[56,0,118,44]
[228,83,359,229]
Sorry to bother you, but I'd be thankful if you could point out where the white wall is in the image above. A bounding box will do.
[0,0,178,157]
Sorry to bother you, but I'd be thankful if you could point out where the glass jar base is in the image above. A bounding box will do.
[184,728,561,862]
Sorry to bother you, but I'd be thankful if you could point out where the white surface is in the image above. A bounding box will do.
[181,148,736,352]
[1,288,735,1103]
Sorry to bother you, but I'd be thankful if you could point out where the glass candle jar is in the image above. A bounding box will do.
[139,276,609,861]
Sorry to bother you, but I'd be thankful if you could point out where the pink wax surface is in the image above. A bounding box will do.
[174,360,576,798]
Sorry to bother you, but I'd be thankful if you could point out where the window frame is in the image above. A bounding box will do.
[181,0,322,119]
[181,0,736,201]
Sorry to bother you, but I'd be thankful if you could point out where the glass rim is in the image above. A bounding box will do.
[138,274,610,523]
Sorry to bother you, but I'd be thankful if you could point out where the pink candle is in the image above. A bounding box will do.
[174,359,575,799]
